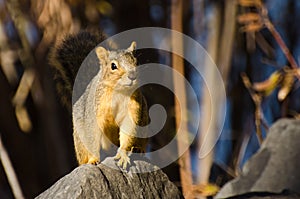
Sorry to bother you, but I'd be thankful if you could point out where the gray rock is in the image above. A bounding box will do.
[36,156,183,199]
[215,119,300,199]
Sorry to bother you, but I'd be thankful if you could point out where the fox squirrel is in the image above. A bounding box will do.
[50,31,149,169]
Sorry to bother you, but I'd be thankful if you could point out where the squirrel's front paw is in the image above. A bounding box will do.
[114,148,132,169]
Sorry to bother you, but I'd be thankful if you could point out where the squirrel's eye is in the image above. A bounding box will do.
[111,62,118,70]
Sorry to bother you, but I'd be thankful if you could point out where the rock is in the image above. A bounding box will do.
[36,156,183,199]
[225,192,300,199]
[215,119,300,199]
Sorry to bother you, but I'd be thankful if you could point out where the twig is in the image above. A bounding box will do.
[260,7,300,80]
[215,162,238,178]
[260,112,269,131]
[238,0,300,78]
[262,18,298,70]
[253,95,263,144]
[233,122,251,175]
[241,73,263,144]
[0,135,25,199]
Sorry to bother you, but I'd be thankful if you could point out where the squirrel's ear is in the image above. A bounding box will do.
[95,46,108,61]
[127,41,136,52]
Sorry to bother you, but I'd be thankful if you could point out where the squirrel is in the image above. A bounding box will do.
[50,31,149,169]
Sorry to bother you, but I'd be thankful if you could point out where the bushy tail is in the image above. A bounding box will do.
[49,31,106,110]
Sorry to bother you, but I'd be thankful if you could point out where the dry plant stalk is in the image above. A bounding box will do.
[238,0,300,78]
[171,0,193,196]
[12,69,35,132]
[0,136,24,199]
[5,0,37,133]
[0,49,18,85]
[241,68,298,143]
[238,0,300,143]
[241,73,264,144]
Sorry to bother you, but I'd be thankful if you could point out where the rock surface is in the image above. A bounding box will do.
[36,156,183,199]
[215,119,300,199]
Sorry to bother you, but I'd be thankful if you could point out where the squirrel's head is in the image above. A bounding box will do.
[95,42,138,92]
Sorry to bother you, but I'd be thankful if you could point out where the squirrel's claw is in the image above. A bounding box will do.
[87,157,100,165]
[114,148,132,169]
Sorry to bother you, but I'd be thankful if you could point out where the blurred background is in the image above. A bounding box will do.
[0,0,300,198]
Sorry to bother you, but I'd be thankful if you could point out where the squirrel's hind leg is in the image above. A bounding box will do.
[73,130,100,165]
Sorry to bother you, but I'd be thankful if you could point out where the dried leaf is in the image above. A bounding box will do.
[191,183,220,197]
[243,23,263,33]
[278,72,295,101]
[238,0,262,8]
[252,71,282,96]
[294,113,300,120]
[237,13,261,24]
[240,22,263,32]
[293,68,300,77]
[288,110,300,120]
[15,105,32,133]
[96,1,113,16]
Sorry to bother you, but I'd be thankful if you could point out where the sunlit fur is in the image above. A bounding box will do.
[73,42,148,168]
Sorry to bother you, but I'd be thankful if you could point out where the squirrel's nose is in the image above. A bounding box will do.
[128,70,137,81]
